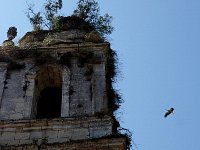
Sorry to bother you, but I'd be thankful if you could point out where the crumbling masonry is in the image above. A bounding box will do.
[0,20,128,149]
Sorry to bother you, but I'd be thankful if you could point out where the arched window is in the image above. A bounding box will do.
[33,64,63,119]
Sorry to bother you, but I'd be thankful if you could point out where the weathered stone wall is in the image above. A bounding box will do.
[69,50,106,117]
[0,43,109,120]
[69,58,93,116]
[0,137,126,150]
[0,43,126,148]
[0,28,128,149]
[1,69,25,119]
[0,116,113,146]
[0,36,126,150]
[0,62,35,120]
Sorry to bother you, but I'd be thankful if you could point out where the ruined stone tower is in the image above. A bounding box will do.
[0,18,129,149]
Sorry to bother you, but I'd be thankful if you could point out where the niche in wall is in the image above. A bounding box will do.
[33,64,63,119]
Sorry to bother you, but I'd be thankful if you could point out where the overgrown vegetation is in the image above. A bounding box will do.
[106,48,134,149]
[73,0,114,38]
[26,0,62,30]
[106,48,123,114]
[118,128,133,150]
[26,0,113,38]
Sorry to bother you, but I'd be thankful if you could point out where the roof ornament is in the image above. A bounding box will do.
[2,26,17,48]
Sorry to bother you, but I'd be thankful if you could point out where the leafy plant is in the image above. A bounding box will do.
[26,0,113,38]
[118,127,133,150]
[26,0,62,30]
[26,3,43,31]
[73,0,114,38]
[44,0,62,30]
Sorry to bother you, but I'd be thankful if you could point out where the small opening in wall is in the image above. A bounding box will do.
[36,87,62,119]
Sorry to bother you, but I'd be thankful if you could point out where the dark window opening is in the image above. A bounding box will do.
[36,87,62,119]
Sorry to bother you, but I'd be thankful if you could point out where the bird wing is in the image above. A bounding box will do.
[164,108,174,118]
[164,111,170,117]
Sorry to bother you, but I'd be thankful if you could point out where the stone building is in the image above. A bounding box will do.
[0,18,129,149]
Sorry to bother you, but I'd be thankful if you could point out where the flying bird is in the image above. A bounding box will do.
[164,107,174,118]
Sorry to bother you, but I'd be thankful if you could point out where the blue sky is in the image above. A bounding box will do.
[1,0,200,150]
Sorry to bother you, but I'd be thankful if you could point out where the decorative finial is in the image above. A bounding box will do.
[7,26,17,40]
[2,26,17,48]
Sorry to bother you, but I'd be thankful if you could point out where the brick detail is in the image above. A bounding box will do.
[0,137,127,150]
[0,116,113,146]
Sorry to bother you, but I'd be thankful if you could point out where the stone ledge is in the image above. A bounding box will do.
[0,116,114,146]
[1,42,110,52]
[0,136,127,150]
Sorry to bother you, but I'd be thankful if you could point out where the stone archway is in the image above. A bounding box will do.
[33,64,63,119]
